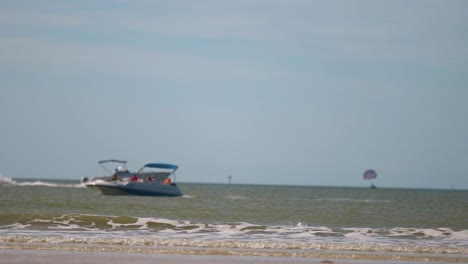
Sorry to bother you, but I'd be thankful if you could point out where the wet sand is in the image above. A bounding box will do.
[0,249,462,264]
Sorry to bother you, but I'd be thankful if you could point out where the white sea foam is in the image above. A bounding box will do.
[0,233,467,259]
[1,223,32,229]
[225,195,250,200]
[0,175,15,184]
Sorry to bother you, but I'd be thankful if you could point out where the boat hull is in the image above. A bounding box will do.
[85,181,183,197]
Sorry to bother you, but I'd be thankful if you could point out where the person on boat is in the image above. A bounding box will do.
[146,175,155,182]
[111,167,121,181]
[130,175,138,181]
[162,178,171,185]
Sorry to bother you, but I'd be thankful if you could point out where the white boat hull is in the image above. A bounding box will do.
[85,180,182,197]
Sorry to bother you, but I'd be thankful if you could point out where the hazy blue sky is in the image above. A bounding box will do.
[1,0,468,189]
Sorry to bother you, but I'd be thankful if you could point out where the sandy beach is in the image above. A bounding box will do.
[1,249,465,264]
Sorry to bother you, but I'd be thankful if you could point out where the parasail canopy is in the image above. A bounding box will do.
[363,169,377,180]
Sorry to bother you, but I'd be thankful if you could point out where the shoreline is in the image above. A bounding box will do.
[0,248,464,264]
[1,245,467,264]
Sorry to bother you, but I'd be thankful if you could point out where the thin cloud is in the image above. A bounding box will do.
[0,11,86,28]
[3,0,467,69]
[0,36,287,82]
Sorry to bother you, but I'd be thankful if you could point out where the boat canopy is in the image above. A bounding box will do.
[143,163,178,171]
[99,159,127,164]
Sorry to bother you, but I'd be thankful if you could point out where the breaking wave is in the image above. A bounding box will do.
[1,213,467,249]
[1,213,467,262]
[1,219,467,262]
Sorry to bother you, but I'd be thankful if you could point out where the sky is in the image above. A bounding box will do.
[1,0,468,189]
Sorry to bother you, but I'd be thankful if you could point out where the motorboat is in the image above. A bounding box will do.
[82,159,183,197]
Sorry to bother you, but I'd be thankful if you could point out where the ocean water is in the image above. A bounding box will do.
[1,176,467,262]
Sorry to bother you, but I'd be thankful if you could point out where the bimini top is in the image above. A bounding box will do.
[99,159,127,164]
[143,163,178,171]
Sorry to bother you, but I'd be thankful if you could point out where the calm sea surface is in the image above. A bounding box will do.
[1,176,467,262]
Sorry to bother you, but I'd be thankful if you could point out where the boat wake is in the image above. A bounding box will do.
[0,175,85,188]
